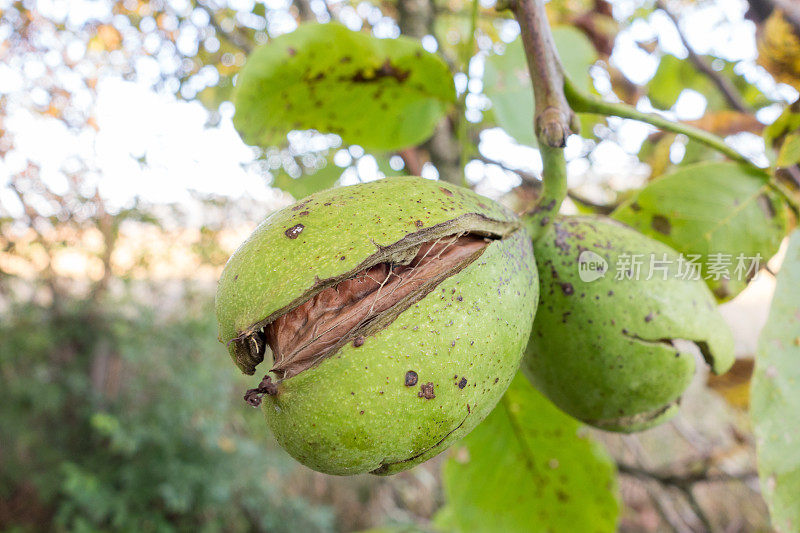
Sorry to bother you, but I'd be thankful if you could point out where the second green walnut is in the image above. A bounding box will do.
[216,177,538,475]
[523,216,734,432]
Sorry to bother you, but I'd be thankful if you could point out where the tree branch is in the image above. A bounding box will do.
[564,78,753,166]
[655,0,749,113]
[196,1,254,53]
[619,461,758,532]
[293,0,315,22]
[397,0,463,184]
[617,462,758,488]
[505,0,577,148]
[499,0,575,238]
[476,154,617,214]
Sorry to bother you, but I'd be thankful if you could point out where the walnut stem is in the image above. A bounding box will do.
[498,0,575,239]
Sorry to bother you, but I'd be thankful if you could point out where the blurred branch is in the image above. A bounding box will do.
[567,190,617,214]
[655,0,749,113]
[195,1,254,53]
[6,171,62,312]
[617,462,758,488]
[620,438,688,532]
[293,0,315,22]
[398,147,424,176]
[397,0,463,184]
[619,458,759,531]
[769,179,800,218]
[477,154,618,214]
[397,0,435,40]
[88,190,117,304]
[456,0,480,175]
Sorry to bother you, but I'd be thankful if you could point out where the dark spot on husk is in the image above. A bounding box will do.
[418,382,436,399]
[553,223,571,253]
[299,211,309,216]
[287,47,296,56]
[405,370,418,386]
[645,312,654,322]
[651,215,671,235]
[560,282,574,295]
[439,187,453,196]
[244,375,278,407]
[353,335,364,347]
[415,220,424,228]
[630,202,641,212]
[285,224,305,239]
[458,377,467,389]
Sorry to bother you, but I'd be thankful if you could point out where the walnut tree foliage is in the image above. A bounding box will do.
[2,0,800,531]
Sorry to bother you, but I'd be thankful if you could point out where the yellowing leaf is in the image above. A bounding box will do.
[776,132,800,169]
[89,24,122,52]
[757,10,800,90]
[707,358,753,410]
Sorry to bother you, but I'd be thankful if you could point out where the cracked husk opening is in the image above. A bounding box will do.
[243,233,493,395]
[588,400,680,433]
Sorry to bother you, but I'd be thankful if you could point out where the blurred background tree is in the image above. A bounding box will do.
[1,0,798,530]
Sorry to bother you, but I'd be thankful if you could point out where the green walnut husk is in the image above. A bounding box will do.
[523,216,734,433]
[216,177,538,475]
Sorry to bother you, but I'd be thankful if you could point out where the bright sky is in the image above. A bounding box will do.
[1,0,798,219]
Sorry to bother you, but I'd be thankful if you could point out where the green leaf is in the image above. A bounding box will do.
[483,27,598,146]
[612,162,788,300]
[435,374,619,533]
[647,54,770,112]
[233,23,455,151]
[776,133,800,168]
[751,229,800,533]
[272,163,342,199]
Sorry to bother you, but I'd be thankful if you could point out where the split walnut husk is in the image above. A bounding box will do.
[215,177,539,475]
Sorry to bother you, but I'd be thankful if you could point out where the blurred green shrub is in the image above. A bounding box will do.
[0,295,334,532]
